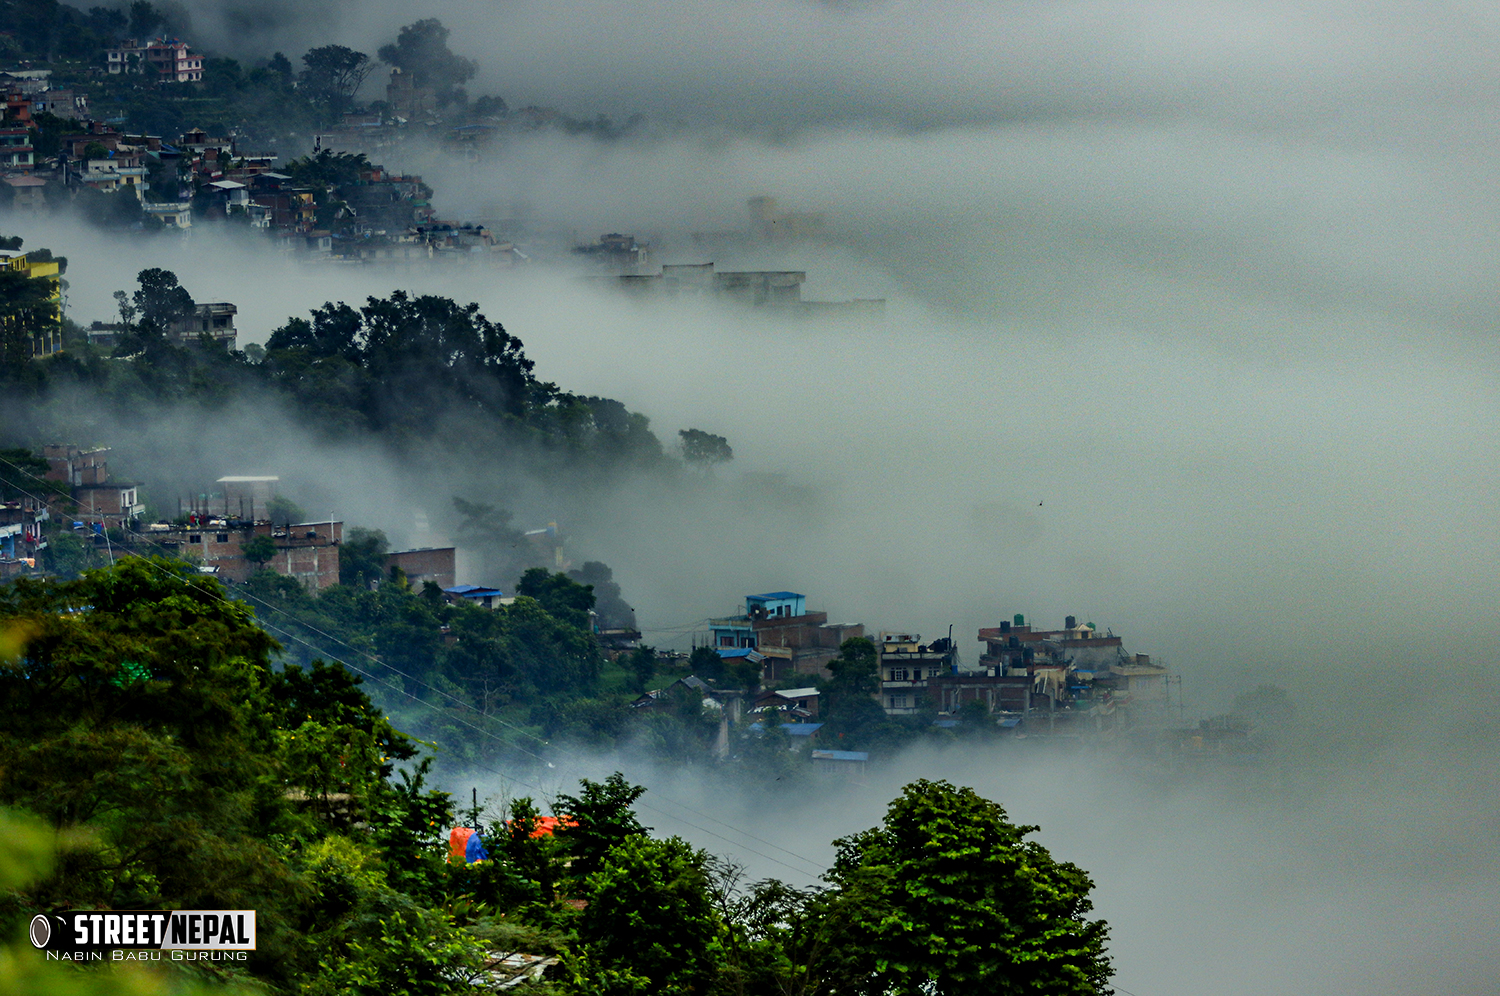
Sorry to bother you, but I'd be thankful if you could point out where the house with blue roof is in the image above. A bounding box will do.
[443,584,508,610]
[705,590,864,681]
[746,591,806,619]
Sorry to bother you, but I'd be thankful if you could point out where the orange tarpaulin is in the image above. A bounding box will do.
[449,826,475,861]
[510,815,578,839]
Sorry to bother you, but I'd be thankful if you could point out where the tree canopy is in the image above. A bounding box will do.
[377,19,477,105]
[679,427,734,467]
[0,565,1115,995]
[299,44,374,117]
[823,779,1114,995]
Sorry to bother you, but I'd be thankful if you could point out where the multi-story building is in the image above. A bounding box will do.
[0,126,34,171]
[938,613,1170,732]
[877,632,957,715]
[107,39,204,81]
[386,68,436,121]
[30,88,88,119]
[88,302,238,351]
[42,446,144,528]
[142,201,192,229]
[0,249,62,357]
[707,591,864,678]
[145,40,203,82]
[386,547,457,590]
[143,519,342,590]
[167,303,235,346]
[977,614,1126,677]
[0,497,49,574]
[106,40,145,74]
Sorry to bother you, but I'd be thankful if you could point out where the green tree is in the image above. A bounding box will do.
[267,494,305,526]
[820,779,1113,995]
[38,530,104,579]
[820,636,886,740]
[0,803,251,996]
[571,835,722,995]
[827,636,878,696]
[689,644,723,680]
[128,0,161,40]
[451,497,531,588]
[678,427,733,468]
[299,45,374,118]
[0,260,59,371]
[131,267,194,332]
[1231,683,1295,729]
[553,772,648,881]
[626,644,656,693]
[339,526,389,587]
[0,448,64,502]
[0,559,479,992]
[241,533,277,566]
[569,560,635,630]
[515,567,595,630]
[377,19,477,106]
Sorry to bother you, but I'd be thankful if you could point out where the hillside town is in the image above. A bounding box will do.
[2,49,885,312]
[2,440,1180,774]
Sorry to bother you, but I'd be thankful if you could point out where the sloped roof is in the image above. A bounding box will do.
[811,749,868,762]
[445,584,504,597]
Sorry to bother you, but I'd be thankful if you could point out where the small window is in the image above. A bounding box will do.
[188,534,201,543]
[215,533,229,543]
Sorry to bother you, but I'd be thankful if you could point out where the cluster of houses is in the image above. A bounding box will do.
[0,449,584,625]
[626,590,1175,777]
[4,58,885,314]
[4,445,1175,771]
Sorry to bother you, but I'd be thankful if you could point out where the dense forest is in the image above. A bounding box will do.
[3,264,671,471]
[0,560,1115,995]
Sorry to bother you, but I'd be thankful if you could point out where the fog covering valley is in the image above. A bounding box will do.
[9,1,1500,993]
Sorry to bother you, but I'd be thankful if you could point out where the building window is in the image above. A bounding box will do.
[188,534,201,543]
[215,533,229,543]
[890,669,908,681]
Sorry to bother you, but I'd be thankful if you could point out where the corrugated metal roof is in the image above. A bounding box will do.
[445,584,503,596]
[811,749,868,762]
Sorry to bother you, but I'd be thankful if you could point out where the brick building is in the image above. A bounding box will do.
[386,547,456,590]
[707,591,864,679]
[144,519,342,590]
[43,446,143,528]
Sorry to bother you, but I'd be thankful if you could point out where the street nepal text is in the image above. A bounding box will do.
[30,910,256,954]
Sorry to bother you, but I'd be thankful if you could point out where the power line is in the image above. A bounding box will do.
[0,452,828,877]
[129,555,828,879]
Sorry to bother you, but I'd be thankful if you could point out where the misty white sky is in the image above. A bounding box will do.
[14,2,1500,992]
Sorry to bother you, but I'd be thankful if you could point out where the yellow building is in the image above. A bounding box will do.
[0,249,63,358]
